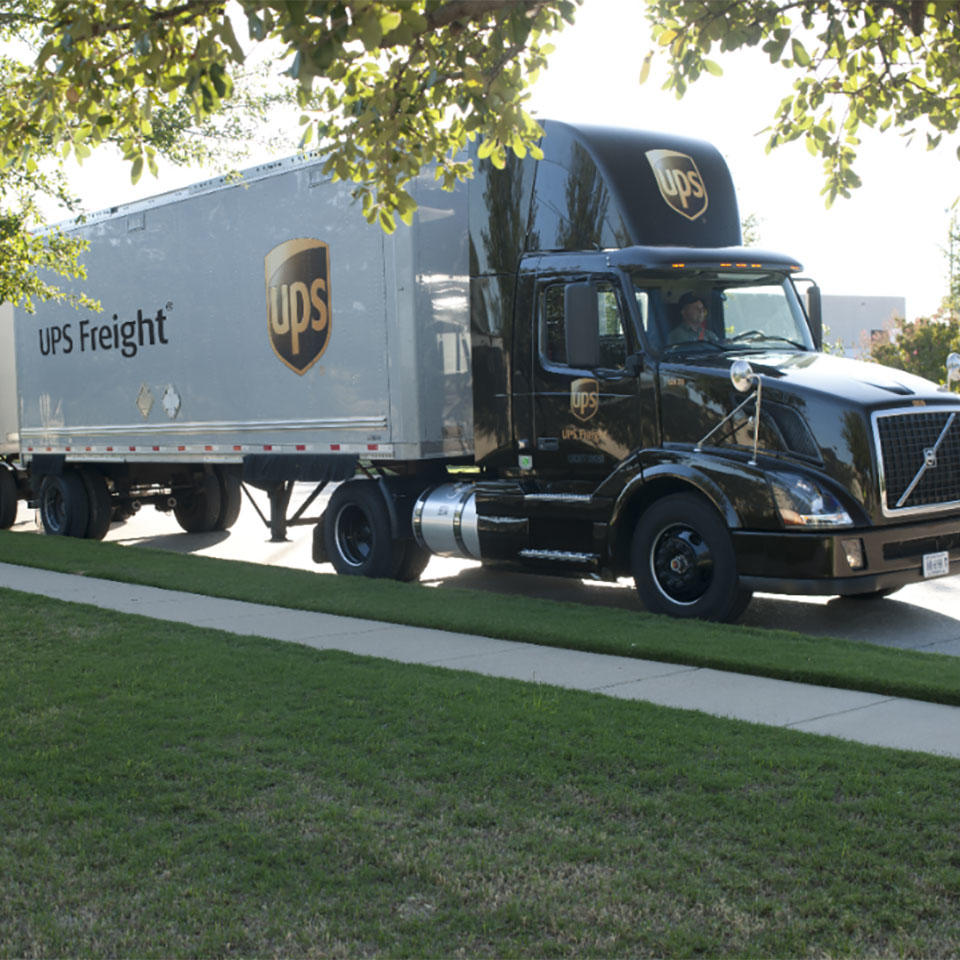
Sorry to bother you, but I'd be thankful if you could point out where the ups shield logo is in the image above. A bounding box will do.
[265,238,331,375]
[645,149,709,222]
[571,378,599,422]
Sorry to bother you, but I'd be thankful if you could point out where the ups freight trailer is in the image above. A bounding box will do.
[2,120,960,621]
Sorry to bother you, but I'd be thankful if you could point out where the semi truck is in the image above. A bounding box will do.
[2,120,959,621]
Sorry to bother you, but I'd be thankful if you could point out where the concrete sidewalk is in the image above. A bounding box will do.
[2,561,959,761]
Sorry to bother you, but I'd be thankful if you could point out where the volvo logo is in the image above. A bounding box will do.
[924,447,938,468]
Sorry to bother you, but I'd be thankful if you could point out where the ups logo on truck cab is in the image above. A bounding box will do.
[571,378,599,422]
[645,149,708,222]
[265,238,331,375]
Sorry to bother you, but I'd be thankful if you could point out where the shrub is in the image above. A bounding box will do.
[869,310,960,385]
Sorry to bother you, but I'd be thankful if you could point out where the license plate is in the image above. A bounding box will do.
[923,551,949,578]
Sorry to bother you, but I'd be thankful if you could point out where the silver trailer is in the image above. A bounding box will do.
[2,153,472,547]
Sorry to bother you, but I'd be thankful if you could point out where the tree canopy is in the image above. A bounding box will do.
[645,1,960,205]
[0,0,576,310]
[1,0,577,232]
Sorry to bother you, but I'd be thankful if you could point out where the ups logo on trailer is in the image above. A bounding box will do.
[265,238,331,375]
[645,149,709,222]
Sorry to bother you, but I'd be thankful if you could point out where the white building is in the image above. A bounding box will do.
[821,295,905,358]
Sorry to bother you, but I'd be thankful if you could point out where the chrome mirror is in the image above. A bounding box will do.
[730,359,756,393]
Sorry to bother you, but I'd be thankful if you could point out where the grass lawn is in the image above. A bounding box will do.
[2,588,959,958]
[2,530,960,708]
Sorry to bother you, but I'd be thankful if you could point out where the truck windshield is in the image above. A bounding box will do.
[626,269,814,355]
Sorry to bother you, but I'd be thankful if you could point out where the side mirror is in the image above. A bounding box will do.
[564,282,599,369]
[805,284,823,351]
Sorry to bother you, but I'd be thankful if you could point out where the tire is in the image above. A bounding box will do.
[394,540,431,583]
[323,481,404,578]
[39,471,90,538]
[80,468,113,541]
[213,467,242,531]
[173,474,222,533]
[0,467,17,530]
[632,493,753,622]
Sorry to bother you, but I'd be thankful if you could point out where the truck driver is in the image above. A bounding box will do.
[669,291,719,344]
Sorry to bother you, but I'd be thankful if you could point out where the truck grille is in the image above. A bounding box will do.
[873,407,960,516]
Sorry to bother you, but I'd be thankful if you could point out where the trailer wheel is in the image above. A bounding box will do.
[324,481,404,578]
[39,471,90,538]
[0,468,17,530]
[632,493,752,622]
[173,474,222,533]
[80,468,113,541]
[213,467,242,531]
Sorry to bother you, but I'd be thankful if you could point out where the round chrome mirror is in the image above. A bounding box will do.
[947,352,960,384]
[730,359,756,393]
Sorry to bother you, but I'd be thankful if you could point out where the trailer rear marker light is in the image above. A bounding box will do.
[295,444,306,451]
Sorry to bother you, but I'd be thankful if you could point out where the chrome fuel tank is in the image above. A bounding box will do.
[412,482,481,560]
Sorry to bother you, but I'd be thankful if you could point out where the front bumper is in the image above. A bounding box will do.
[733,514,960,596]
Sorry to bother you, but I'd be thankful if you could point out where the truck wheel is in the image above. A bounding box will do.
[0,468,17,529]
[39,471,90,538]
[632,493,752,622]
[173,474,222,533]
[80,468,113,541]
[324,481,404,578]
[214,467,242,531]
[394,540,431,582]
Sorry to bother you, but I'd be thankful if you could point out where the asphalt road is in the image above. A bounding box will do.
[9,486,960,658]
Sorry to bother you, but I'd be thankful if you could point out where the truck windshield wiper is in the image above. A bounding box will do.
[726,331,806,349]
[664,339,726,355]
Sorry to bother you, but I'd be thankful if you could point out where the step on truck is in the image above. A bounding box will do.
[2,120,960,621]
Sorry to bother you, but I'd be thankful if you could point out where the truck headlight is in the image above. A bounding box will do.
[769,472,853,528]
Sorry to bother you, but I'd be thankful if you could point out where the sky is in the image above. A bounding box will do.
[53,0,960,320]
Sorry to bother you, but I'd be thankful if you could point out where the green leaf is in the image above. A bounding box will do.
[703,59,723,77]
[791,38,812,67]
[638,51,653,85]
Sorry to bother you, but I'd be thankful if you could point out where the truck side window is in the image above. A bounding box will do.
[597,286,627,369]
[542,285,567,364]
[539,282,627,369]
